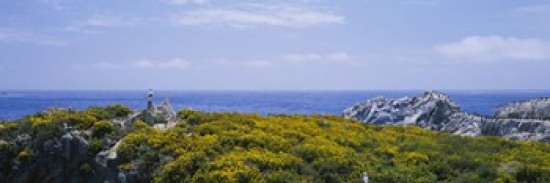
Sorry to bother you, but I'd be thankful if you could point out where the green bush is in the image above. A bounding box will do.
[31,120,63,142]
[92,121,116,137]
[105,104,132,118]
[88,138,105,154]
[177,109,200,120]
[86,104,131,120]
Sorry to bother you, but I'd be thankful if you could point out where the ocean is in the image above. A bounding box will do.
[1,90,549,120]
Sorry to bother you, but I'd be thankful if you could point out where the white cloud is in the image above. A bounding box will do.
[89,58,191,70]
[173,4,344,28]
[82,15,149,27]
[434,36,550,62]
[203,58,275,68]
[134,60,154,68]
[326,52,351,62]
[281,53,322,62]
[161,0,210,5]
[61,26,100,34]
[134,58,191,69]
[0,28,65,46]
[245,60,274,67]
[281,52,351,62]
[63,14,150,33]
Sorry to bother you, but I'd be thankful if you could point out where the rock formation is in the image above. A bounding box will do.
[4,129,113,183]
[495,97,550,120]
[343,91,550,142]
[127,91,177,127]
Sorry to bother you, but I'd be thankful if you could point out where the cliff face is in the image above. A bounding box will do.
[1,130,121,183]
[343,91,550,142]
[495,98,550,120]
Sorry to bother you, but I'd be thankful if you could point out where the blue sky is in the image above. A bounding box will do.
[1,0,549,90]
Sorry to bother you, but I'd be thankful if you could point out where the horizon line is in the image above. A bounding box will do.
[1,89,550,92]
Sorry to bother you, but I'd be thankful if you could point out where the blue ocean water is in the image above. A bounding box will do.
[0,90,549,120]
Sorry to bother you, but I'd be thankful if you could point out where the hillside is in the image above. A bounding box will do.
[1,106,550,182]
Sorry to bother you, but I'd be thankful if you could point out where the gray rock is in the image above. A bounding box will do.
[61,133,74,160]
[495,98,550,120]
[158,99,176,122]
[344,91,459,127]
[126,98,177,126]
[344,91,550,142]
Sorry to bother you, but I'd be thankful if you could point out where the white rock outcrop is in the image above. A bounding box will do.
[343,91,550,142]
[495,98,550,120]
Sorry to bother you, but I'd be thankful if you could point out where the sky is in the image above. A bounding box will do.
[1,0,550,90]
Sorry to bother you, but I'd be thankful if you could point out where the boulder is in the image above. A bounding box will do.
[158,99,176,122]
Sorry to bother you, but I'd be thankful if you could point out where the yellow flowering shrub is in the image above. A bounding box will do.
[110,110,550,182]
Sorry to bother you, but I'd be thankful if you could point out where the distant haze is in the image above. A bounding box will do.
[1,0,550,90]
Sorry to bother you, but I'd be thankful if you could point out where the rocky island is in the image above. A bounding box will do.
[343,91,550,142]
[0,91,550,182]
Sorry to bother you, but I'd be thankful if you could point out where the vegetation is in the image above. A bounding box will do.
[118,109,550,182]
[87,104,132,120]
[0,104,130,140]
[1,105,550,182]
[92,121,117,137]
